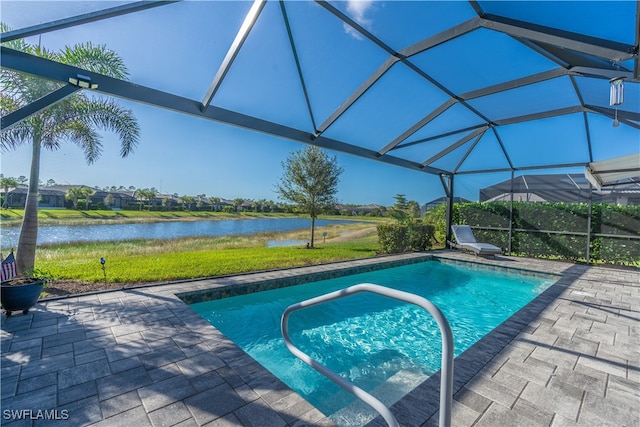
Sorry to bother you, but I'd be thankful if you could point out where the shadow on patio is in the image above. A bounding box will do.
[1,288,327,426]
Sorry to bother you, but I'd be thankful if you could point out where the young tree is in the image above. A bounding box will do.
[0,24,140,273]
[276,145,343,248]
[389,194,410,224]
[389,194,421,223]
[407,200,422,219]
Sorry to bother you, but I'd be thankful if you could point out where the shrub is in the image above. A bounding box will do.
[377,223,435,253]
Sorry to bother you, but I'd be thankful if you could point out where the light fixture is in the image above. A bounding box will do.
[609,76,625,127]
[68,74,98,90]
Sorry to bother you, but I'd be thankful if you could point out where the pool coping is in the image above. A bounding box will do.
[1,251,638,426]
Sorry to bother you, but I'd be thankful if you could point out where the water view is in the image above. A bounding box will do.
[1,218,362,247]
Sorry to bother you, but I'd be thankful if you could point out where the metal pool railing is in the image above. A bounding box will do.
[280,283,454,427]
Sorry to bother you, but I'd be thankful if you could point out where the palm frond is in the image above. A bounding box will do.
[0,22,31,53]
[80,97,140,157]
[67,123,102,163]
[61,42,129,80]
[0,123,33,152]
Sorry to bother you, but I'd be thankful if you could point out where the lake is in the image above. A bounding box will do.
[0,218,362,247]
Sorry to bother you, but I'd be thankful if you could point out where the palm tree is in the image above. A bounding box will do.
[66,186,90,209]
[208,197,220,212]
[161,197,171,211]
[104,193,115,208]
[0,24,140,273]
[82,187,95,210]
[179,195,195,211]
[136,188,158,211]
[0,175,19,208]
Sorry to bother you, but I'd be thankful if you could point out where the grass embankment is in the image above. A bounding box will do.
[39,233,378,284]
[27,219,384,296]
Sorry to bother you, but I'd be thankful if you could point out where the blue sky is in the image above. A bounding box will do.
[1,1,638,206]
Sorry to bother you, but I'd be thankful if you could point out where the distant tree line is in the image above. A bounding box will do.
[0,175,420,218]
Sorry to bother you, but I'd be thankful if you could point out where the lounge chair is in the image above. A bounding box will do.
[450,225,501,257]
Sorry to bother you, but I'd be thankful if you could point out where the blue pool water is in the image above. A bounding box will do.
[191,261,555,425]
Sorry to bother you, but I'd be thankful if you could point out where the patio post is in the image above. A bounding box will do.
[441,173,455,247]
[586,182,593,263]
[508,169,514,255]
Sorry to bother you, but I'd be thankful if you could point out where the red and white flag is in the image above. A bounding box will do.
[1,252,17,282]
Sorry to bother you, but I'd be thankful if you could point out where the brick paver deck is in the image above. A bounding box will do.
[1,252,638,426]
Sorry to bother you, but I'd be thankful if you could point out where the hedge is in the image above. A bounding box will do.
[453,202,639,265]
[377,223,435,254]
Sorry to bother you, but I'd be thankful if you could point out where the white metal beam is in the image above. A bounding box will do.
[1,47,448,176]
[480,15,636,63]
[0,1,178,42]
[200,0,266,112]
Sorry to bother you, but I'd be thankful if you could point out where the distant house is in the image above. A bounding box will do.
[353,204,384,215]
[157,194,180,210]
[91,190,136,209]
[1,185,142,210]
[334,204,384,216]
[205,198,232,211]
[480,174,640,205]
[3,186,66,208]
[422,196,471,213]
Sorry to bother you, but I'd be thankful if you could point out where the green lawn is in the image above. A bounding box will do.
[36,232,380,284]
[2,209,389,289]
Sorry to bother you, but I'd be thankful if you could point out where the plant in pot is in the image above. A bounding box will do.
[1,269,53,317]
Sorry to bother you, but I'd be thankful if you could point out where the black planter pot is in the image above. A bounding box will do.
[1,280,45,316]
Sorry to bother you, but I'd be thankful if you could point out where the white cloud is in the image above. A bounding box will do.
[343,0,375,39]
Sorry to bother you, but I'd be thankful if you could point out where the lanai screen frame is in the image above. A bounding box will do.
[1,0,639,252]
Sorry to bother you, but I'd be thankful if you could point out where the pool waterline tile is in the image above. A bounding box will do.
[177,253,560,305]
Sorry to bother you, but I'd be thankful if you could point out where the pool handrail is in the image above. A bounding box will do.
[280,283,454,427]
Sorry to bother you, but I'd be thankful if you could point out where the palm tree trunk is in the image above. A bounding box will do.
[2,186,8,208]
[16,136,42,274]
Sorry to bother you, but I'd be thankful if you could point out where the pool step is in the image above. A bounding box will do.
[329,368,428,427]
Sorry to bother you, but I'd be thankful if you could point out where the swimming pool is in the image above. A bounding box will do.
[190,260,555,425]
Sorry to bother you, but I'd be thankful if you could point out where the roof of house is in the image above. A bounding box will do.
[480,174,640,203]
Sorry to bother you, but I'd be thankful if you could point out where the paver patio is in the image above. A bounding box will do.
[1,251,638,426]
